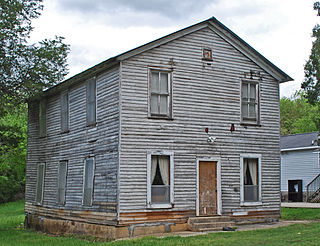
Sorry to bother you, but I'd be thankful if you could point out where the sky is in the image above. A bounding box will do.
[29,0,319,98]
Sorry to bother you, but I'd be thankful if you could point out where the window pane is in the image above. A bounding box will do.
[151,72,159,93]
[244,185,259,202]
[36,164,45,204]
[249,104,256,119]
[160,73,168,93]
[159,95,168,115]
[87,102,96,125]
[242,83,248,99]
[58,161,67,205]
[151,185,170,203]
[151,95,158,114]
[250,84,256,99]
[83,158,94,206]
[241,103,248,118]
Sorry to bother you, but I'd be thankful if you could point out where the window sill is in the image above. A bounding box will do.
[147,203,173,209]
[241,201,262,207]
[60,130,70,134]
[148,116,173,121]
[240,122,261,127]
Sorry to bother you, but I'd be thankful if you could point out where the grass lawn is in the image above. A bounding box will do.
[1,200,320,246]
[281,207,320,220]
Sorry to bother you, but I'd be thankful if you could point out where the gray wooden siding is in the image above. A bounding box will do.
[119,27,281,214]
[281,149,320,191]
[26,66,120,223]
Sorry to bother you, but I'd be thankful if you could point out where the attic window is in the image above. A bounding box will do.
[202,48,213,61]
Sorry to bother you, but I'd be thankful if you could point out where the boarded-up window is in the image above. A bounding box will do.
[82,157,95,206]
[241,80,259,123]
[60,92,69,132]
[36,163,45,204]
[57,161,68,205]
[151,155,170,204]
[86,78,96,126]
[150,71,171,117]
[39,100,46,137]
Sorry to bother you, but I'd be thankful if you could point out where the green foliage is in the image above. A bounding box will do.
[0,103,27,203]
[0,0,69,203]
[280,91,320,135]
[281,207,320,220]
[301,2,320,104]
[0,0,69,103]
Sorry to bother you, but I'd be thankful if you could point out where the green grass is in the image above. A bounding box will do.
[1,200,320,246]
[281,207,320,220]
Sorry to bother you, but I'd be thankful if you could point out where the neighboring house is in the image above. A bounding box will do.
[25,17,292,240]
[280,132,320,202]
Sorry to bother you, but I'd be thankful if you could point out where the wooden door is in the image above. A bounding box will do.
[199,161,217,216]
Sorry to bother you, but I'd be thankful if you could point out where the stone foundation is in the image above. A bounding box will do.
[24,213,189,240]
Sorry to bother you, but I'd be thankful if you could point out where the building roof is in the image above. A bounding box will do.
[44,17,293,97]
[280,132,319,151]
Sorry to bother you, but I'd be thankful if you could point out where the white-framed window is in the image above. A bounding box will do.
[35,163,45,205]
[39,100,46,137]
[86,78,96,126]
[82,157,95,206]
[147,151,174,208]
[57,161,68,205]
[60,91,69,133]
[241,79,259,124]
[149,70,172,118]
[240,154,262,205]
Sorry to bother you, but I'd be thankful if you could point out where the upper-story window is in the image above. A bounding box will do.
[86,78,96,126]
[149,70,172,119]
[60,91,69,133]
[39,100,46,137]
[241,80,259,124]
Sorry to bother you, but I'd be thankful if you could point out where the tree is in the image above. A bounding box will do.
[301,2,320,104]
[0,0,69,202]
[280,91,320,135]
[0,0,69,104]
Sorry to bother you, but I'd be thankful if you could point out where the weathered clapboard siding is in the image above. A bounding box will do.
[119,26,281,215]
[26,66,120,221]
[281,149,320,191]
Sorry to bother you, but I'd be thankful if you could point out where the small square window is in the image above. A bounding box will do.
[202,48,213,61]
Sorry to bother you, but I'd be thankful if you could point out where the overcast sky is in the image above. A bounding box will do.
[30,0,318,98]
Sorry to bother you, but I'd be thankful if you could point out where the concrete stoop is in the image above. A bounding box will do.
[188,216,235,232]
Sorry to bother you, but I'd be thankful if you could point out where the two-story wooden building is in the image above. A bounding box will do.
[25,17,292,239]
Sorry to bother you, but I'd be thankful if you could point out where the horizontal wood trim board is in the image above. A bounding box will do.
[118,210,195,225]
[25,203,117,226]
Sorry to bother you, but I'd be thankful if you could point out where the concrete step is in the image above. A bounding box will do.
[188,216,232,224]
[192,221,235,230]
[188,216,235,232]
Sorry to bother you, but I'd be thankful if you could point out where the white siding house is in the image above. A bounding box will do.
[280,132,320,201]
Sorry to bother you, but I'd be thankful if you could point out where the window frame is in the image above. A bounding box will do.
[148,69,173,119]
[240,154,262,206]
[39,100,47,137]
[60,91,69,133]
[35,163,45,205]
[57,160,68,206]
[147,151,174,209]
[86,77,97,127]
[82,157,95,206]
[240,79,260,125]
